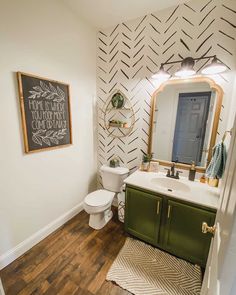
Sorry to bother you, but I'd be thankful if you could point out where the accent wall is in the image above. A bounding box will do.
[96,0,236,182]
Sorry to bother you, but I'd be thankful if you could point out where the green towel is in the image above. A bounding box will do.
[206,141,227,179]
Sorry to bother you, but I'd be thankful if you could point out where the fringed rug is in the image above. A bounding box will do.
[107,238,202,295]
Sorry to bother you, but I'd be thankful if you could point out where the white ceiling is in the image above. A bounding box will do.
[64,0,190,29]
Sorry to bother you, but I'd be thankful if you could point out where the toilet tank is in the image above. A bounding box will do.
[100,165,129,192]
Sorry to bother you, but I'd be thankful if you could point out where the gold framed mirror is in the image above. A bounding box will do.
[148,77,223,172]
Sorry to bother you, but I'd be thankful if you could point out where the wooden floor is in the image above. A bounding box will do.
[0,209,132,295]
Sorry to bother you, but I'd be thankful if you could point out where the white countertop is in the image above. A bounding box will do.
[124,170,220,210]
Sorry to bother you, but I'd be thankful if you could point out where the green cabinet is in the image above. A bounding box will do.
[125,185,216,267]
[125,187,162,245]
[164,200,215,266]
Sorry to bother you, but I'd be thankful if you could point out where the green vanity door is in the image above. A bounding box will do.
[125,187,162,246]
[164,200,216,267]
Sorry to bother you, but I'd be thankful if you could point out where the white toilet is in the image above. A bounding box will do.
[83,165,129,230]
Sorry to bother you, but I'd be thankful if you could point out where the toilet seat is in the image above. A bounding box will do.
[84,189,115,207]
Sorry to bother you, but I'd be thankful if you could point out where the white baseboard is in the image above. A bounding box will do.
[0,202,84,270]
[0,279,5,295]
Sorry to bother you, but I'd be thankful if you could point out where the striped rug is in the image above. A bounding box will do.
[107,238,202,295]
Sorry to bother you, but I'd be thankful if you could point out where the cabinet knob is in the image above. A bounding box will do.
[202,222,216,236]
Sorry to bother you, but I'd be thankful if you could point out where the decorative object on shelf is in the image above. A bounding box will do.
[110,157,120,168]
[109,120,128,128]
[111,92,124,109]
[141,153,153,171]
[152,55,227,80]
[103,90,135,138]
[17,72,72,153]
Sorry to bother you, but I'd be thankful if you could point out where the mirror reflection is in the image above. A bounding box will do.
[151,81,217,167]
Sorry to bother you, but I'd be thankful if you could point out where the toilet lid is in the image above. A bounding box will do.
[84,190,115,207]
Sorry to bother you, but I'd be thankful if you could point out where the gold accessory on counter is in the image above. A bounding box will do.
[200,174,206,183]
[207,178,219,187]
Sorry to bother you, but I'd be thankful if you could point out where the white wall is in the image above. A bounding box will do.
[0,0,97,265]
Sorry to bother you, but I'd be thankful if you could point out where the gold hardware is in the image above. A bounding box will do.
[167,205,171,218]
[207,178,219,187]
[202,222,216,235]
[222,129,232,142]
[156,201,160,215]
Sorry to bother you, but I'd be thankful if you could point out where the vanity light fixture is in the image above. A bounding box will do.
[152,55,227,80]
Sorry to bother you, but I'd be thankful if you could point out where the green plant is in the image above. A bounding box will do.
[110,157,120,168]
[142,153,153,163]
[111,93,124,109]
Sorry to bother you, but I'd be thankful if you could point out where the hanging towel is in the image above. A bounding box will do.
[206,141,227,179]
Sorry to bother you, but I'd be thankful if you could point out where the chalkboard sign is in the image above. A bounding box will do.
[17,72,72,153]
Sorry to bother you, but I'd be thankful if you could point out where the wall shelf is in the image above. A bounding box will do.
[103,90,135,138]
[107,107,131,111]
[108,124,130,129]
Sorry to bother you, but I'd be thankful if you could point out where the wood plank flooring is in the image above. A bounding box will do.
[0,208,131,295]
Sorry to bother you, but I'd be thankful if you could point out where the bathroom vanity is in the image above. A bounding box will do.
[123,76,223,267]
[124,171,219,267]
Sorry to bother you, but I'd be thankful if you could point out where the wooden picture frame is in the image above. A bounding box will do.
[17,72,72,153]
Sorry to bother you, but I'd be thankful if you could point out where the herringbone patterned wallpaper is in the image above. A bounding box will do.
[97,0,236,184]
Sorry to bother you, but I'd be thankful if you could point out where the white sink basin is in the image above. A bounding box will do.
[150,177,190,194]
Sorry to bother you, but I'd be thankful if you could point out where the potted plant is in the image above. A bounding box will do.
[110,157,120,168]
[111,92,124,109]
[141,153,153,171]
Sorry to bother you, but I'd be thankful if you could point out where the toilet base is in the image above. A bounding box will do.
[89,208,113,230]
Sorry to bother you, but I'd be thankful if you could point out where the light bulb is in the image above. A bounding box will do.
[152,65,171,80]
[201,57,227,75]
[175,68,196,78]
[174,57,196,78]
